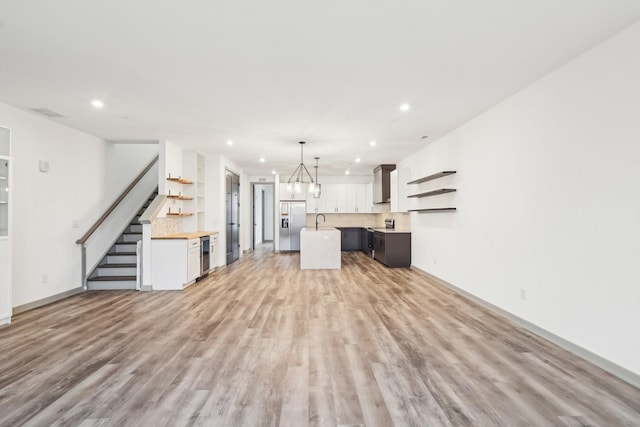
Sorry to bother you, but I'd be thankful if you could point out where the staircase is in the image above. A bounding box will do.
[86,189,157,290]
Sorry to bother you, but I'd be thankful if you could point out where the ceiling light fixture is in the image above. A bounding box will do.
[271,170,276,175]
[399,103,410,111]
[91,100,104,108]
[355,157,361,163]
[259,157,265,163]
[226,140,233,146]
[369,140,376,147]
[345,170,350,175]
[286,141,314,194]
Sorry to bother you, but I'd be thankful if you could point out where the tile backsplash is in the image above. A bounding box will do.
[305,210,411,230]
[151,217,182,236]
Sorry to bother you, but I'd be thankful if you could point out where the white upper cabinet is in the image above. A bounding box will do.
[309,183,379,214]
[320,183,338,213]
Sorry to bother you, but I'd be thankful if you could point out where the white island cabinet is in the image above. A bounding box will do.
[300,227,341,269]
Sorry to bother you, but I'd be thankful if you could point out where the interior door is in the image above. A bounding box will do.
[226,171,240,264]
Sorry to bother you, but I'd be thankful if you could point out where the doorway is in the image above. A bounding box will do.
[252,183,275,252]
[226,170,240,264]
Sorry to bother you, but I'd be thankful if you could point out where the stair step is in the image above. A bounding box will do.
[120,233,142,243]
[100,263,136,268]
[106,253,136,264]
[113,243,137,253]
[87,275,136,290]
[96,264,136,276]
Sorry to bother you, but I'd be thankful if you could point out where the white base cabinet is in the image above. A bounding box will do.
[152,238,201,290]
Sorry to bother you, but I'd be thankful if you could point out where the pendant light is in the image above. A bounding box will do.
[312,157,321,198]
[286,141,314,194]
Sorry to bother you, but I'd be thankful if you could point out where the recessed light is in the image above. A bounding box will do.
[399,103,410,111]
[345,170,350,175]
[226,140,233,146]
[259,157,265,163]
[355,158,361,163]
[271,170,276,175]
[369,140,376,147]
[91,100,104,109]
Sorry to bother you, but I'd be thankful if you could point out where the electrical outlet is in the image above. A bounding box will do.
[42,274,48,284]
[72,220,79,229]
[520,288,527,300]
[433,258,437,265]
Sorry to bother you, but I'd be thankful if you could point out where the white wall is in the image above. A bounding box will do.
[0,102,108,308]
[399,22,640,377]
[158,140,183,195]
[105,141,158,197]
[252,183,275,243]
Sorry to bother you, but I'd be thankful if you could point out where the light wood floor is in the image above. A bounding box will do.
[1,246,639,426]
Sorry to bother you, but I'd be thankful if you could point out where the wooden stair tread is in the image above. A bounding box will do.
[88,275,136,281]
[98,263,136,268]
[108,251,136,256]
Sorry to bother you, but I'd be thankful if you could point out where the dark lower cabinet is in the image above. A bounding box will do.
[361,228,373,255]
[373,231,411,267]
[338,227,362,251]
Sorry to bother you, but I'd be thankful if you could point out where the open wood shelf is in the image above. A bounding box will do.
[408,208,457,213]
[407,171,456,185]
[408,188,456,198]
[166,195,193,200]
[166,212,193,217]
[166,177,194,184]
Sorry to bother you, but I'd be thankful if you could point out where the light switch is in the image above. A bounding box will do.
[39,160,50,172]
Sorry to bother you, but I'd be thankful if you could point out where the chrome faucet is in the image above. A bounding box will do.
[315,213,326,230]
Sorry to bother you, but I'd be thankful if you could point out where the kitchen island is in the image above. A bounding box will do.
[300,227,341,269]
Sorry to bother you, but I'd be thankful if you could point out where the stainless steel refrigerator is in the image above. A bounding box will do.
[279,201,306,251]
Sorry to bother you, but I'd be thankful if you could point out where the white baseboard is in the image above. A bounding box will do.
[0,313,10,325]
[411,266,640,390]
[12,287,85,315]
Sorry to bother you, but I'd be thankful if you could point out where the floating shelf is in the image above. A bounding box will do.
[407,171,456,185]
[166,177,194,184]
[408,208,457,213]
[166,212,193,217]
[408,188,456,198]
[166,195,193,200]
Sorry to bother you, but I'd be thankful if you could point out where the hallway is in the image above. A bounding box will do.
[1,250,639,426]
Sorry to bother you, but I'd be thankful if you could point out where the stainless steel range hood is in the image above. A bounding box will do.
[373,164,396,203]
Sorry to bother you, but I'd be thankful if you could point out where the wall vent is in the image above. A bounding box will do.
[29,108,65,118]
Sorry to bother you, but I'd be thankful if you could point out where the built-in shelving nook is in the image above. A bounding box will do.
[166,174,194,217]
[407,170,457,212]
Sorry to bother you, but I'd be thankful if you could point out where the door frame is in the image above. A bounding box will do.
[250,182,275,252]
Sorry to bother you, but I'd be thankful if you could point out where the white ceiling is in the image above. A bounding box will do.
[1,1,639,176]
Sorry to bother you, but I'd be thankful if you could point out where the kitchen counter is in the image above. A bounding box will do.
[368,227,411,234]
[152,231,218,239]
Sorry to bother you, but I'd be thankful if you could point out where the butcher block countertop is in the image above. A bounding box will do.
[152,231,218,240]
